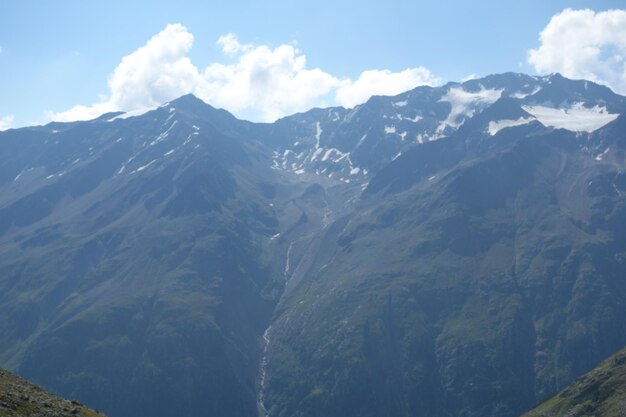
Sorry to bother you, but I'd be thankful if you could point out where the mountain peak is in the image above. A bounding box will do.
[168,93,209,108]
[162,93,244,128]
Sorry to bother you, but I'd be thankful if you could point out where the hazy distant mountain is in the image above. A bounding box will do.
[0,73,624,417]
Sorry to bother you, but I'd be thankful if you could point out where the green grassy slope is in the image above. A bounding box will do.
[0,368,105,417]
[522,346,626,417]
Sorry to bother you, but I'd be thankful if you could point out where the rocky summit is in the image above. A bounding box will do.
[0,73,625,417]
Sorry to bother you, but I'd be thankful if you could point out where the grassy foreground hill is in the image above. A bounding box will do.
[0,368,104,417]
[522,346,626,417]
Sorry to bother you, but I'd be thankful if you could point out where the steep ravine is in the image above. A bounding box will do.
[256,182,356,417]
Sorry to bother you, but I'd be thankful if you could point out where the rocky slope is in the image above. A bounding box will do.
[521,346,626,417]
[0,368,104,417]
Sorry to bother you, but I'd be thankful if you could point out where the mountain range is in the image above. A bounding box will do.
[0,72,625,417]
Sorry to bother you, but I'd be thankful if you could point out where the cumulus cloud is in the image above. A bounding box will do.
[50,24,439,122]
[216,33,250,56]
[336,68,440,108]
[0,115,14,131]
[51,24,202,122]
[197,35,341,121]
[528,8,626,94]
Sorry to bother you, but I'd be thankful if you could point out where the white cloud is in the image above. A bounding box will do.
[0,115,14,131]
[528,8,626,94]
[461,74,477,82]
[199,35,341,121]
[47,102,116,123]
[217,33,250,56]
[336,68,440,108]
[50,23,202,122]
[49,25,440,122]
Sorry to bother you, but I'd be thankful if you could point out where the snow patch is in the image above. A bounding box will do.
[511,86,542,99]
[315,122,322,149]
[109,107,155,121]
[440,86,503,128]
[596,147,610,161]
[487,117,534,136]
[334,151,349,162]
[393,100,408,107]
[405,115,422,123]
[522,103,619,132]
[384,125,396,134]
[183,134,194,145]
[310,147,323,162]
[150,120,178,146]
[132,160,157,174]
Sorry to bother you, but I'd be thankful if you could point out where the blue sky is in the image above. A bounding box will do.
[1,0,625,127]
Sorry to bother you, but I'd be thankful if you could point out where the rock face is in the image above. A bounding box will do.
[521,346,626,417]
[0,73,625,417]
[0,368,105,417]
